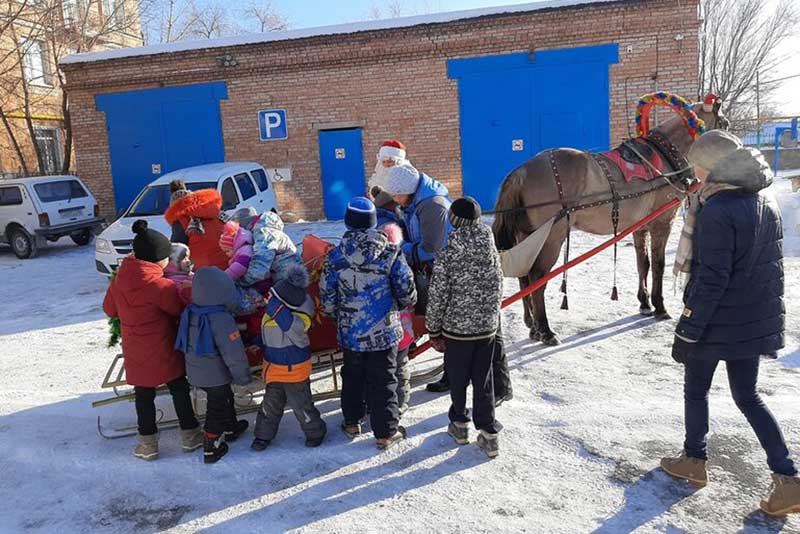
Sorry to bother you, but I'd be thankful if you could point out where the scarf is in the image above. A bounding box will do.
[175,304,227,356]
[673,182,742,288]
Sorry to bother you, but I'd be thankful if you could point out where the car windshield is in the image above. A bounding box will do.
[126,182,216,217]
[33,180,88,203]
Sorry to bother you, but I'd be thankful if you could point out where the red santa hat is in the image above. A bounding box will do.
[702,93,719,113]
[378,140,407,160]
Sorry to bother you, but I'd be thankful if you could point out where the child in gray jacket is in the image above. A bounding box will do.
[251,265,326,451]
[175,266,253,464]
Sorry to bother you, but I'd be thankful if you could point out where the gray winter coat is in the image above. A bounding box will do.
[426,222,503,340]
[184,267,252,387]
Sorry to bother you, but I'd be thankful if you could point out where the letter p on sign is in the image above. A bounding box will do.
[258,109,288,141]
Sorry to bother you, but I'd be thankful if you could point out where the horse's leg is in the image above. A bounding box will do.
[650,220,672,320]
[527,236,565,346]
[519,277,534,328]
[633,229,653,315]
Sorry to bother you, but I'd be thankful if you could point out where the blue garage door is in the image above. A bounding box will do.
[448,44,619,209]
[319,128,366,220]
[96,82,228,212]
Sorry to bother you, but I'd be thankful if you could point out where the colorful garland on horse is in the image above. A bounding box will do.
[635,92,706,140]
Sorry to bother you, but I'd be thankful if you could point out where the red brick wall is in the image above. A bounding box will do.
[62,0,699,220]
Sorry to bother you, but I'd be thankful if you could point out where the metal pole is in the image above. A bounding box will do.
[756,71,762,146]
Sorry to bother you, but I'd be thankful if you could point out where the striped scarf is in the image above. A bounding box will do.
[673,183,742,288]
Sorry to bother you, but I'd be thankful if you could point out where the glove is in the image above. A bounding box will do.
[671,336,693,364]
[430,336,446,353]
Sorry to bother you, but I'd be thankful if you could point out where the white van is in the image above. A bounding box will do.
[95,162,279,275]
[0,175,104,259]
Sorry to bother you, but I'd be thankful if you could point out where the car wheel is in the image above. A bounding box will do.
[10,228,37,259]
[70,229,93,246]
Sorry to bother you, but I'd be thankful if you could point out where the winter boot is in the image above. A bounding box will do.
[341,421,362,439]
[250,438,270,452]
[224,420,249,443]
[377,426,407,450]
[134,433,159,461]
[660,452,708,487]
[447,422,469,445]
[426,378,450,393]
[180,427,204,452]
[305,433,326,448]
[760,473,800,516]
[203,433,229,464]
[477,430,499,458]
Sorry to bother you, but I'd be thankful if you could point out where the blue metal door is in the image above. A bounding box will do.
[318,129,365,220]
[96,82,227,212]
[448,44,618,209]
[458,69,533,208]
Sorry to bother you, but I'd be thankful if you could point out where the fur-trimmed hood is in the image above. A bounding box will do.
[165,189,222,225]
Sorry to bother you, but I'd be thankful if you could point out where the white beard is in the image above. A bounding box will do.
[368,157,410,190]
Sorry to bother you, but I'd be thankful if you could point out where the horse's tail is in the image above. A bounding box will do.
[492,167,530,251]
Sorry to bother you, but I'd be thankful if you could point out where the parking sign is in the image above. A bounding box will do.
[258,109,288,141]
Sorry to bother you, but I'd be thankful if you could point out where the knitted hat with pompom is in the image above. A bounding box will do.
[271,264,310,309]
[132,220,172,263]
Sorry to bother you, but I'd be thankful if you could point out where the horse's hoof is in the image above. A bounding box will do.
[654,310,671,321]
[541,334,561,346]
[639,306,654,316]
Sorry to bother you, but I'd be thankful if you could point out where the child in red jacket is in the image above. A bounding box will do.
[103,220,203,461]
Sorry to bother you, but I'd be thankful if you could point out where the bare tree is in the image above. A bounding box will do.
[188,0,230,39]
[242,0,289,33]
[699,0,800,121]
[0,0,144,175]
[140,0,200,44]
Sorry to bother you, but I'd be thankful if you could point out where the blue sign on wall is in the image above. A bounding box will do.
[258,109,288,141]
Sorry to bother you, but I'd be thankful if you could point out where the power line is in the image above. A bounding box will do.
[760,72,800,85]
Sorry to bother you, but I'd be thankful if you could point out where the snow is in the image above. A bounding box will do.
[1,187,799,533]
[61,0,628,66]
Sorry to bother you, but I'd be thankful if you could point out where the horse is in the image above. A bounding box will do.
[492,97,729,346]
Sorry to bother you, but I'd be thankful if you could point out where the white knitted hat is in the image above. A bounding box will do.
[383,164,420,195]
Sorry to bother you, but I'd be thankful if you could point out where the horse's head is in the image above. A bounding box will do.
[693,93,729,132]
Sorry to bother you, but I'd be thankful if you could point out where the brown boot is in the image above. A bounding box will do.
[760,473,800,516]
[180,427,204,452]
[134,433,159,461]
[660,452,708,487]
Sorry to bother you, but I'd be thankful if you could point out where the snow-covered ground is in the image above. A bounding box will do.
[1,180,799,533]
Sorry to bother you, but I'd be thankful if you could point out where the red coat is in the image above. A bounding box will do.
[103,258,186,387]
[164,189,230,271]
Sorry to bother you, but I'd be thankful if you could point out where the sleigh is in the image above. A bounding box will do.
[93,234,442,439]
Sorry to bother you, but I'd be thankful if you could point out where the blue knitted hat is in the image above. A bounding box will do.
[345,197,377,230]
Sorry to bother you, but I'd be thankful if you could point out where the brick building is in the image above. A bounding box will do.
[0,0,142,178]
[61,0,699,220]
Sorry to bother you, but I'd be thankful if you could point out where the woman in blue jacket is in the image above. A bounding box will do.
[660,130,799,517]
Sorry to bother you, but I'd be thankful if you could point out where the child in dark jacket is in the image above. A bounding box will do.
[175,266,253,464]
[426,197,504,458]
[102,220,203,461]
[251,265,327,451]
[320,197,416,450]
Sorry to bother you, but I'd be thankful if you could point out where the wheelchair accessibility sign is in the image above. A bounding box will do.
[258,109,288,141]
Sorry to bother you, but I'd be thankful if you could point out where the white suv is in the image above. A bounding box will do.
[0,175,104,259]
[95,162,279,275]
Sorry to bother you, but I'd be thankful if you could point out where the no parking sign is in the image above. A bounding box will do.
[258,109,288,141]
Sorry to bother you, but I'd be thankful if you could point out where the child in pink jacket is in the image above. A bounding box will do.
[219,220,254,282]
